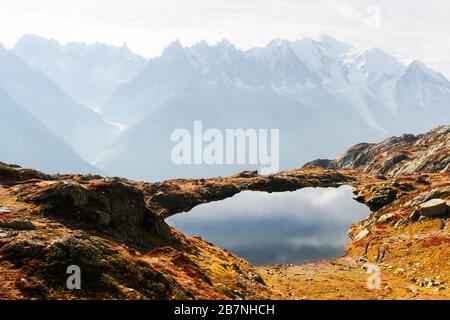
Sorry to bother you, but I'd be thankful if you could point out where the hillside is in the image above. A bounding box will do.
[303,125,449,176]
[0,126,449,299]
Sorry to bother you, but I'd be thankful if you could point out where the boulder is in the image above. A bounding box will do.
[418,199,449,217]
[366,188,397,211]
[234,170,259,178]
[378,213,396,224]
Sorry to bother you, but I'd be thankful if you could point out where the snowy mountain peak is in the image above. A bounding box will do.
[316,35,351,54]
[216,39,233,48]
[192,40,209,48]
[164,39,184,53]
[410,59,428,70]
[12,35,146,107]
[16,34,60,46]
[266,38,289,48]
[347,47,405,77]
[13,34,61,69]
[266,35,351,56]
[406,60,450,84]
[396,59,450,107]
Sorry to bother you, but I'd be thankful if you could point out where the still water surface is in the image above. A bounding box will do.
[167,186,370,265]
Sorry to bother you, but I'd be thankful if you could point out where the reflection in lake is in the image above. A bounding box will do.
[166,186,370,265]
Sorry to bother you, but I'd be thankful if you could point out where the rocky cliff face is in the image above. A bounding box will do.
[304,125,450,176]
[0,125,449,299]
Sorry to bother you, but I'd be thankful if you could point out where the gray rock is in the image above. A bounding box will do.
[418,199,449,217]
[378,213,396,224]
[366,188,397,211]
[409,210,420,221]
[0,230,19,238]
[394,217,409,228]
[407,186,450,207]
[354,228,369,241]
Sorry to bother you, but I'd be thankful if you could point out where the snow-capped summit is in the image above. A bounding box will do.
[216,38,235,49]
[396,60,450,107]
[162,39,185,56]
[101,36,450,128]
[339,47,406,115]
[12,34,61,69]
[318,35,352,55]
[12,35,146,108]
[347,47,405,79]
[405,60,450,85]
[102,38,322,125]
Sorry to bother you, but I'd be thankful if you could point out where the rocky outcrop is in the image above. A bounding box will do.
[22,180,177,248]
[145,170,355,218]
[304,125,450,176]
[0,162,52,184]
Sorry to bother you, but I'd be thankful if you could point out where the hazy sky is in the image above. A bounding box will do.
[1,0,449,76]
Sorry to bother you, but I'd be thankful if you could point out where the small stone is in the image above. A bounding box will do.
[0,206,12,214]
[358,256,368,263]
[378,213,396,224]
[354,228,369,241]
[394,217,409,228]
[407,286,418,294]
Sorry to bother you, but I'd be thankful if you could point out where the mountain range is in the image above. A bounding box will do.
[12,34,146,109]
[1,35,449,180]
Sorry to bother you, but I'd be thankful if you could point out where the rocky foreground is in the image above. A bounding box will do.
[0,126,449,300]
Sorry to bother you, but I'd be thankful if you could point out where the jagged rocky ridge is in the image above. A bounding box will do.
[304,125,450,176]
[0,126,449,299]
